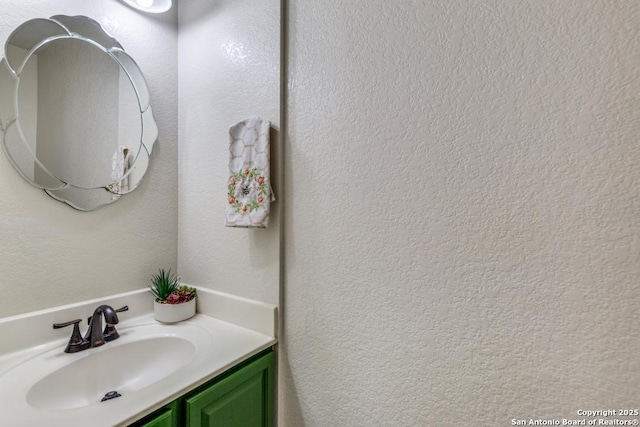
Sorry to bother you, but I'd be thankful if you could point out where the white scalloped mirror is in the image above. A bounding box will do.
[0,15,157,210]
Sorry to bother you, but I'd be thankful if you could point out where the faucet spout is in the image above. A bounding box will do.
[85,305,120,348]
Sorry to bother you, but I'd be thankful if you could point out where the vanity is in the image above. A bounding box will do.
[130,349,274,427]
[0,287,277,427]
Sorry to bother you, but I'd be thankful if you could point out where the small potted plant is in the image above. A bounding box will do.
[149,269,197,323]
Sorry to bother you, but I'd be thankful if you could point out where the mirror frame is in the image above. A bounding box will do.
[0,15,157,210]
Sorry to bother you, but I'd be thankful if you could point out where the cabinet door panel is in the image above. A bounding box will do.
[128,400,179,427]
[140,410,173,427]
[186,352,274,427]
[129,407,174,427]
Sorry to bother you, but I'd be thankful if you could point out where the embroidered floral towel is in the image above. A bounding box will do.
[226,117,275,228]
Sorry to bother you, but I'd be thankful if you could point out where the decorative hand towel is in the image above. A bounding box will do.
[226,117,275,228]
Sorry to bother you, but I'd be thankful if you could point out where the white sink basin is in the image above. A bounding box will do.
[27,335,195,410]
[0,322,212,413]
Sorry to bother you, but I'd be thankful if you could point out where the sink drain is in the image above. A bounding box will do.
[101,390,121,402]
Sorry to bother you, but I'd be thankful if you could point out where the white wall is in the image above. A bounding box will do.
[177,0,281,305]
[0,0,178,317]
[282,1,640,425]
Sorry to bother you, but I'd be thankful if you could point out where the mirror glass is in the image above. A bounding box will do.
[0,15,157,210]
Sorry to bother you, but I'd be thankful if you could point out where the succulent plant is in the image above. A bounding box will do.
[166,285,197,304]
[149,269,196,304]
[149,269,180,302]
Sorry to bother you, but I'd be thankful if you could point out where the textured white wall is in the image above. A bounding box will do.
[0,0,178,317]
[282,1,640,425]
[177,0,280,305]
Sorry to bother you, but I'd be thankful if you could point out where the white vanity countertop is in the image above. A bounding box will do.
[0,287,277,427]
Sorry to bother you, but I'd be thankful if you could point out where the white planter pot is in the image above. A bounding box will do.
[153,298,196,323]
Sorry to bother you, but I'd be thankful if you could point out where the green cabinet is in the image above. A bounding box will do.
[129,349,274,427]
[133,407,173,427]
[186,351,274,427]
[143,411,172,427]
[129,401,180,427]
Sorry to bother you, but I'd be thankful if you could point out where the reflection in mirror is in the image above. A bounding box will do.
[16,37,143,189]
[0,15,157,210]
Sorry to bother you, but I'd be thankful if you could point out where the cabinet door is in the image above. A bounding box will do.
[186,351,274,427]
[137,410,173,427]
[129,401,179,427]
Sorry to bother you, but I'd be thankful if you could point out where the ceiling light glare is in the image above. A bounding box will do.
[120,0,172,14]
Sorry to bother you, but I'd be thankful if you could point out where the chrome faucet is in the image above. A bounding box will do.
[53,305,128,353]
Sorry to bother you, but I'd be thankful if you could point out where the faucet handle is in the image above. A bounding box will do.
[53,319,89,353]
[103,305,129,342]
[53,319,82,329]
